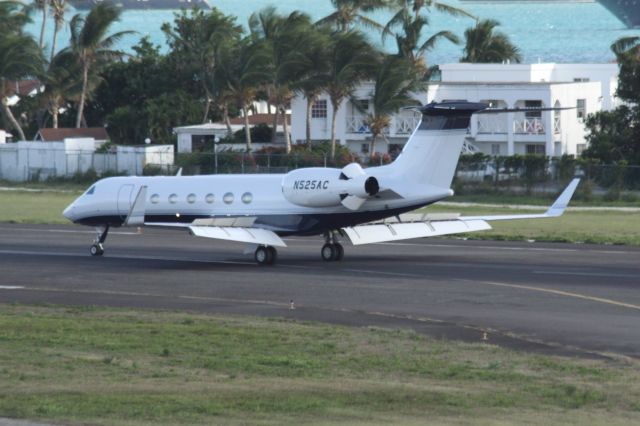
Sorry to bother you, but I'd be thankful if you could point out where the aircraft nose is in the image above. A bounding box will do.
[62,203,76,222]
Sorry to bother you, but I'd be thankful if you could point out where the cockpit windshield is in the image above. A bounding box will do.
[85,186,95,195]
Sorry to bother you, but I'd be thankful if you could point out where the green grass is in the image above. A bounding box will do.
[1,305,639,425]
[423,205,640,245]
[0,190,79,224]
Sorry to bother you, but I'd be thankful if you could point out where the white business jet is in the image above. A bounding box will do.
[63,101,580,265]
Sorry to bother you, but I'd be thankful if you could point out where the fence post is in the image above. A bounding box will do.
[324,154,327,168]
[241,153,245,173]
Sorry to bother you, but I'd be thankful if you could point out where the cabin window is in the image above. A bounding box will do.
[241,192,253,204]
[187,193,196,204]
[205,193,214,204]
[150,194,160,204]
[223,192,234,204]
[169,194,178,204]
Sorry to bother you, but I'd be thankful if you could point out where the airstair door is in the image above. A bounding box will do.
[117,184,134,219]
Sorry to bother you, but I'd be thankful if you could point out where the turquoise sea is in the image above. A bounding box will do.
[29,0,639,64]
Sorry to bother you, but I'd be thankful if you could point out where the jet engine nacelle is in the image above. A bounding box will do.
[281,166,379,209]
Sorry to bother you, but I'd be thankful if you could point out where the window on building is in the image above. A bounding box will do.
[576,144,586,155]
[573,77,590,82]
[361,143,369,154]
[577,99,586,119]
[526,144,546,155]
[525,100,542,118]
[353,99,369,114]
[491,144,501,155]
[311,99,327,118]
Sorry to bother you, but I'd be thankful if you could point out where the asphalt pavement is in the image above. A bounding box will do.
[1,223,638,359]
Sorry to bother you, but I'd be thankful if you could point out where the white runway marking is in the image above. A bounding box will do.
[0,286,25,290]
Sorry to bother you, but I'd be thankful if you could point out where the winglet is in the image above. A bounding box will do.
[545,178,580,217]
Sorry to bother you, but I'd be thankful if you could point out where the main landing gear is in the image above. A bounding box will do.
[90,225,110,256]
[321,231,344,262]
[255,245,277,266]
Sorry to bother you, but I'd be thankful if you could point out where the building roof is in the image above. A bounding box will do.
[36,127,109,142]
[6,79,41,97]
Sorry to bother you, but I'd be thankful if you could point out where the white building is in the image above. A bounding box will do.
[290,63,619,157]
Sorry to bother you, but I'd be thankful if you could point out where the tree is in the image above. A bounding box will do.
[41,49,81,128]
[0,33,45,140]
[49,0,68,62]
[367,55,423,156]
[69,2,132,128]
[460,19,522,63]
[324,30,377,158]
[583,106,640,164]
[383,3,459,75]
[316,0,390,32]
[611,36,640,104]
[162,8,242,123]
[249,7,318,153]
[215,37,272,151]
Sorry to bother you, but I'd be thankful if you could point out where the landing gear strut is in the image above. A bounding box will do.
[90,225,109,256]
[321,231,344,262]
[255,245,277,265]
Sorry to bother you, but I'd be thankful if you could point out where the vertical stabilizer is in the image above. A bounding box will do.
[389,102,488,189]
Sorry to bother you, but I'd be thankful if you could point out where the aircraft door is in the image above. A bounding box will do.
[117,184,135,219]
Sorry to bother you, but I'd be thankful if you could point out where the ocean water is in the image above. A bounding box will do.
[28,0,639,64]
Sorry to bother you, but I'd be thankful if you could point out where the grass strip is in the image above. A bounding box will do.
[0,305,639,425]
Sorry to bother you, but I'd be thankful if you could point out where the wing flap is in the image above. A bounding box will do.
[343,219,490,245]
[188,225,286,247]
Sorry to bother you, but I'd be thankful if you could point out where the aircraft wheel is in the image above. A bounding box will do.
[321,243,336,261]
[334,243,344,261]
[90,243,104,256]
[255,246,274,265]
[267,246,278,265]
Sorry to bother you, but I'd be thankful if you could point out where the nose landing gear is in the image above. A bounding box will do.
[90,225,110,257]
[321,231,344,262]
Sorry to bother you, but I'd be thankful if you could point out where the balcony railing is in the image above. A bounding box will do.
[514,117,545,135]
[477,115,507,134]
[346,115,420,135]
[553,116,561,134]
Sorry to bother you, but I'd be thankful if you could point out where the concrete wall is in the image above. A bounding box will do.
[0,140,175,182]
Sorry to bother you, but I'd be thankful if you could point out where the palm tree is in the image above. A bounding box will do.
[249,7,317,153]
[611,36,640,58]
[400,0,474,19]
[1,0,31,33]
[49,0,68,62]
[325,30,378,158]
[216,37,271,152]
[69,2,133,128]
[460,19,522,63]
[41,49,81,128]
[35,0,49,49]
[162,9,242,123]
[0,33,45,140]
[383,4,458,75]
[367,55,423,156]
[291,26,332,148]
[317,0,390,32]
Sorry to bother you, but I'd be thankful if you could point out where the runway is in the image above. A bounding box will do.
[1,223,639,359]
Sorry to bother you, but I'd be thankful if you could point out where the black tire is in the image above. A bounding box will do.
[267,246,278,265]
[321,243,335,261]
[255,246,271,265]
[90,244,104,256]
[334,243,344,261]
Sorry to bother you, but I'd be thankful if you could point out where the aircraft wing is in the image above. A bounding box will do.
[144,219,287,248]
[342,179,579,245]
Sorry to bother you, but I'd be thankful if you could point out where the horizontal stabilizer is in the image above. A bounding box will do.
[343,219,490,245]
[189,226,286,247]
